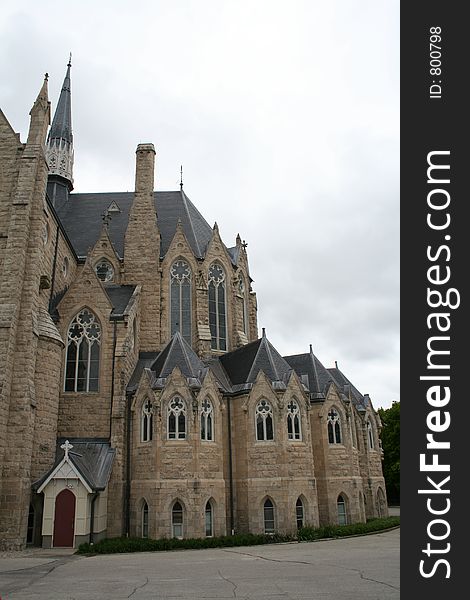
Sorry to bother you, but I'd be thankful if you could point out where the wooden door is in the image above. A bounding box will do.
[53,489,76,547]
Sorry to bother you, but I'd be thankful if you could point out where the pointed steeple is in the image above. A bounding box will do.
[46,57,74,208]
[27,73,51,145]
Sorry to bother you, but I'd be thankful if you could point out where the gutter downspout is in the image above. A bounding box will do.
[227,397,235,535]
[125,391,133,537]
[109,320,117,439]
[89,492,99,544]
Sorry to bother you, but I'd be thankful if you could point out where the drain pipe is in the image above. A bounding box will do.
[227,397,235,535]
[89,492,99,544]
[125,391,133,537]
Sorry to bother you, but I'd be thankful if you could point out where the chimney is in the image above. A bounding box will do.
[135,143,156,195]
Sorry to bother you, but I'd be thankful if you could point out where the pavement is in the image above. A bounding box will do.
[0,528,399,600]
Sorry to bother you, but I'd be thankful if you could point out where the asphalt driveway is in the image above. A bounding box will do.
[0,528,399,600]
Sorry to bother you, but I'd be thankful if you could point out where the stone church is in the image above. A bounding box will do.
[0,62,387,550]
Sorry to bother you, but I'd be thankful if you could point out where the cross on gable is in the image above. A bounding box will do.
[60,439,73,460]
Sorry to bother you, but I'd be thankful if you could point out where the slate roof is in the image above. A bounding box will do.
[220,333,293,387]
[56,190,216,260]
[327,367,368,409]
[104,284,136,317]
[150,331,206,380]
[284,349,333,397]
[32,438,115,492]
[127,352,159,392]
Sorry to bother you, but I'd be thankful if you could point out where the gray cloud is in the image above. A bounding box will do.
[0,0,399,408]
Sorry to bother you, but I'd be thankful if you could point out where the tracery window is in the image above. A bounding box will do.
[367,420,374,449]
[205,501,214,537]
[296,497,305,529]
[141,398,153,442]
[337,495,347,525]
[65,309,101,392]
[238,274,248,334]
[141,501,149,538]
[327,408,342,444]
[172,501,183,538]
[168,397,186,439]
[200,398,214,441]
[208,263,227,351]
[287,400,301,440]
[263,499,275,533]
[170,260,192,344]
[95,258,114,282]
[256,399,274,441]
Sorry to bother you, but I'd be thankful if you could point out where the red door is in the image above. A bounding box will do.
[53,489,76,547]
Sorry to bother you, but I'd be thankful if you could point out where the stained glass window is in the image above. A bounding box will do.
[65,309,101,392]
[95,259,114,282]
[287,400,301,440]
[170,260,192,344]
[208,263,227,351]
[256,399,274,441]
[168,397,186,440]
[327,408,342,444]
[200,398,213,441]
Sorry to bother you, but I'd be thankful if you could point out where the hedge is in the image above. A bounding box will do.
[77,516,399,555]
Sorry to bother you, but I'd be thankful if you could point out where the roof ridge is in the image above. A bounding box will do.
[180,189,202,256]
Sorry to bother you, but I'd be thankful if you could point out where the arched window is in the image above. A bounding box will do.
[367,421,374,449]
[65,308,101,392]
[208,263,227,351]
[200,398,214,441]
[141,501,149,538]
[170,259,192,344]
[168,397,186,439]
[238,274,248,334]
[296,497,305,529]
[327,408,342,444]
[95,258,114,282]
[256,400,274,441]
[263,499,275,533]
[141,398,153,442]
[337,495,347,525]
[287,400,301,440]
[172,501,183,538]
[205,501,214,537]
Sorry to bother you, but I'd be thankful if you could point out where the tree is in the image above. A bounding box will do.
[378,401,400,504]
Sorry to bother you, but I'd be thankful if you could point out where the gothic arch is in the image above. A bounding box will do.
[64,307,102,392]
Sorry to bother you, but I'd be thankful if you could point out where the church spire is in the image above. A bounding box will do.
[46,57,74,207]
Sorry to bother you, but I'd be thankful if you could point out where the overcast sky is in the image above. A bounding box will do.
[0,1,399,409]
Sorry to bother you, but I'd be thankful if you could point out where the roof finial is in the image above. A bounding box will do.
[309,344,313,353]
[68,52,72,67]
[262,327,266,337]
[335,360,338,369]
[101,210,112,229]
[60,439,73,460]
[44,72,49,82]
[180,165,183,190]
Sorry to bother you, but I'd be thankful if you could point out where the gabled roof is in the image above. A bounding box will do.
[150,331,206,380]
[327,367,368,410]
[56,190,218,261]
[33,438,115,492]
[220,332,292,387]
[284,348,332,398]
[104,284,136,317]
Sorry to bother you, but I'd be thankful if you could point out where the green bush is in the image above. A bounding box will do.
[297,516,400,541]
[77,517,399,555]
[77,531,294,554]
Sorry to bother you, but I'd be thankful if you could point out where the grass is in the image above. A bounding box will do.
[77,516,399,555]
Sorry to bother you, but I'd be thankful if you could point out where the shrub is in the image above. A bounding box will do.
[77,517,399,555]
